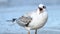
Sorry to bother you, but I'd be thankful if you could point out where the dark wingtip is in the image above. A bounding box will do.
[12,18,16,22]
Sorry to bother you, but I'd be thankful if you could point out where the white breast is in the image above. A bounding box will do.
[29,11,48,30]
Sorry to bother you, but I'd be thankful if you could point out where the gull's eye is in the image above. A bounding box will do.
[43,6,46,8]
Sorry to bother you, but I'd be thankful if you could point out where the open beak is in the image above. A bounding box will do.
[38,7,43,11]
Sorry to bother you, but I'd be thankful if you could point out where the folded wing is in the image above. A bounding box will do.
[16,16,32,27]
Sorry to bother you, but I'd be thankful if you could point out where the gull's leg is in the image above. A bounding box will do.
[28,31,30,34]
[25,27,30,34]
[35,29,37,34]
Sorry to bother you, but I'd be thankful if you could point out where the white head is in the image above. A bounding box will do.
[38,4,46,12]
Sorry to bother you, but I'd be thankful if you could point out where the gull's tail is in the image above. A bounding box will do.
[6,18,17,22]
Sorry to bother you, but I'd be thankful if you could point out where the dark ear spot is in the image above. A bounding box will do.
[43,6,46,8]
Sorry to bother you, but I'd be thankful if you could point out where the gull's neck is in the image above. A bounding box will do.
[36,9,40,14]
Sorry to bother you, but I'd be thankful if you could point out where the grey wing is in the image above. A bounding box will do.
[16,16,32,27]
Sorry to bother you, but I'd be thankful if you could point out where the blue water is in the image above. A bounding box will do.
[0,5,60,34]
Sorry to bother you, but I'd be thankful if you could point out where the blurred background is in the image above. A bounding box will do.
[0,0,60,34]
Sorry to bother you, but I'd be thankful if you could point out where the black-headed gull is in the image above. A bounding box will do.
[7,4,48,34]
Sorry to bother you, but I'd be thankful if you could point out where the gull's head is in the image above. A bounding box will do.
[38,4,46,11]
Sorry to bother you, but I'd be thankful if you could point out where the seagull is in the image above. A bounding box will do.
[7,4,48,34]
